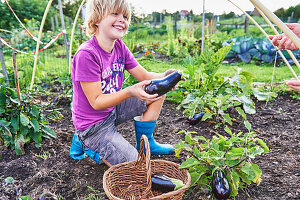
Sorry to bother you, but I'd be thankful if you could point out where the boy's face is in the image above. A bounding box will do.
[97,12,129,41]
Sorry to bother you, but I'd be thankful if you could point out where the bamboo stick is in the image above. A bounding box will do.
[227,0,298,80]
[250,0,300,49]
[30,0,53,90]
[12,52,21,101]
[254,7,300,72]
[69,0,86,74]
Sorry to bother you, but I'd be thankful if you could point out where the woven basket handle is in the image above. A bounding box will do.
[134,135,151,197]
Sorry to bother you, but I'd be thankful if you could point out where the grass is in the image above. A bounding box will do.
[218,62,300,83]
[138,58,299,83]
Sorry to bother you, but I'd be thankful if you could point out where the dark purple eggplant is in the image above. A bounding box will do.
[145,71,182,96]
[188,112,204,125]
[151,173,184,193]
[212,169,230,200]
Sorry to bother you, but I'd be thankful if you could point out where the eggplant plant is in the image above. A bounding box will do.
[174,45,277,126]
[174,121,269,197]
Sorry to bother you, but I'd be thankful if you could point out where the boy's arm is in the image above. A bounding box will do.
[81,80,159,110]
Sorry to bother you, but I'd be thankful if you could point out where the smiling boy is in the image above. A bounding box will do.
[69,0,176,166]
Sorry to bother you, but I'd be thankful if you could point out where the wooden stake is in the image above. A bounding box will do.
[58,0,70,67]
[30,0,53,90]
[69,0,86,74]
[227,0,298,80]
[254,7,300,72]
[250,0,300,49]
[12,52,21,101]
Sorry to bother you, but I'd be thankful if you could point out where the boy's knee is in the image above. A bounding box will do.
[102,141,138,166]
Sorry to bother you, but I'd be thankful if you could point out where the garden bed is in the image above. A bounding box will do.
[0,92,299,199]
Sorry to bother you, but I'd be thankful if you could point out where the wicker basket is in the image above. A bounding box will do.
[103,135,191,200]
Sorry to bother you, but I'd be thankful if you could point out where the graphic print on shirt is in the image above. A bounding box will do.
[101,57,125,94]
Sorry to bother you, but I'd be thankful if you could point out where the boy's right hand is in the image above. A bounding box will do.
[127,80,161,101]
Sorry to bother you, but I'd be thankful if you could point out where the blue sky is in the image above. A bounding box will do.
[127,0,299,15]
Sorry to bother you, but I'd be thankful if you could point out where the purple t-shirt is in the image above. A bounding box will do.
[71,36,139,131]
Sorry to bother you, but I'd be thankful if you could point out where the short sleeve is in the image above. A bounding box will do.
[73,50,102,82]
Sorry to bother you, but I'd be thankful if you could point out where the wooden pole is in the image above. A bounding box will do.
[250,0,300,49]
[58,0,70,67]
[201,0,205,51]
[30,0,53,90]
[0,41,9,86]
[69,0,86,74]
[227,0,298,80]
[254,7,300,72]
[12,52,21,101]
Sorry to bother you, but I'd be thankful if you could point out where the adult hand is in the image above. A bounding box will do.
[268,23,300,51]
[127,80,161,101]
[285,77,300,92]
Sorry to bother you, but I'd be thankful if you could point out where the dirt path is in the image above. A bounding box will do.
[0,94,299,200]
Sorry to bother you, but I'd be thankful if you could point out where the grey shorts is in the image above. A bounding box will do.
[76,97,147,165]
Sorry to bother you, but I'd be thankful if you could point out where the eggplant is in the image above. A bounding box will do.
[188,112,204,125]
[212,169,230,200]
[151,173,184,193]
[145,71,182,96]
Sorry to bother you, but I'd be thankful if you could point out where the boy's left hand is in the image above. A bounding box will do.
[163,69,185,91]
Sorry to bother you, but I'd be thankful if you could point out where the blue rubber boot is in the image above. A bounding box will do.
[134,116,174,155]
[69,133,100,164]
[69,133,87,160]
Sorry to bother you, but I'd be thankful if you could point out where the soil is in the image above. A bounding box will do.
[0,88,299,200]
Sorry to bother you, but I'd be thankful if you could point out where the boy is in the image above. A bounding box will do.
[69,0,176,166]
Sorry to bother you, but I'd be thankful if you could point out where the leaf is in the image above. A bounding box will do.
[15,134,25,155]
[243,102,256,114]
[235,107,246,120]
[241,162,256,181]
[30,105,40,118]
[41,124,56,138]
[185,132,194,144]
[174,147,182,157]
[224,126,233,136]
[20,113,30,126]
[252,163,262,185]
[244,120,252,132]
[201,112,212,121]
[180,157,201,168]
[194,136,207,142]
[29,118,39,132]
[189,171,206,187]
[238,52,251,63]
[257,138,269,153]
[222,114,232,125]
[10,116,19,131]
[10,97,21,105]
[226,169,240,196]
[252,88,271,101]
[0,107,5,114]
[5,177,14,184]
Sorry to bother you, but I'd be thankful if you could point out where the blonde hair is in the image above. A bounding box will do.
[84,0,131,36]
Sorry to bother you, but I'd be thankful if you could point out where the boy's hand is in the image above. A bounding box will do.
[127,80,161,101]
[163,69,185,91]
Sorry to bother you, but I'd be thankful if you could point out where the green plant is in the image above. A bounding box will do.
[5,177,32,199]
[177,45,277,125]
[0,83,56,155]
[174,121,269,197]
